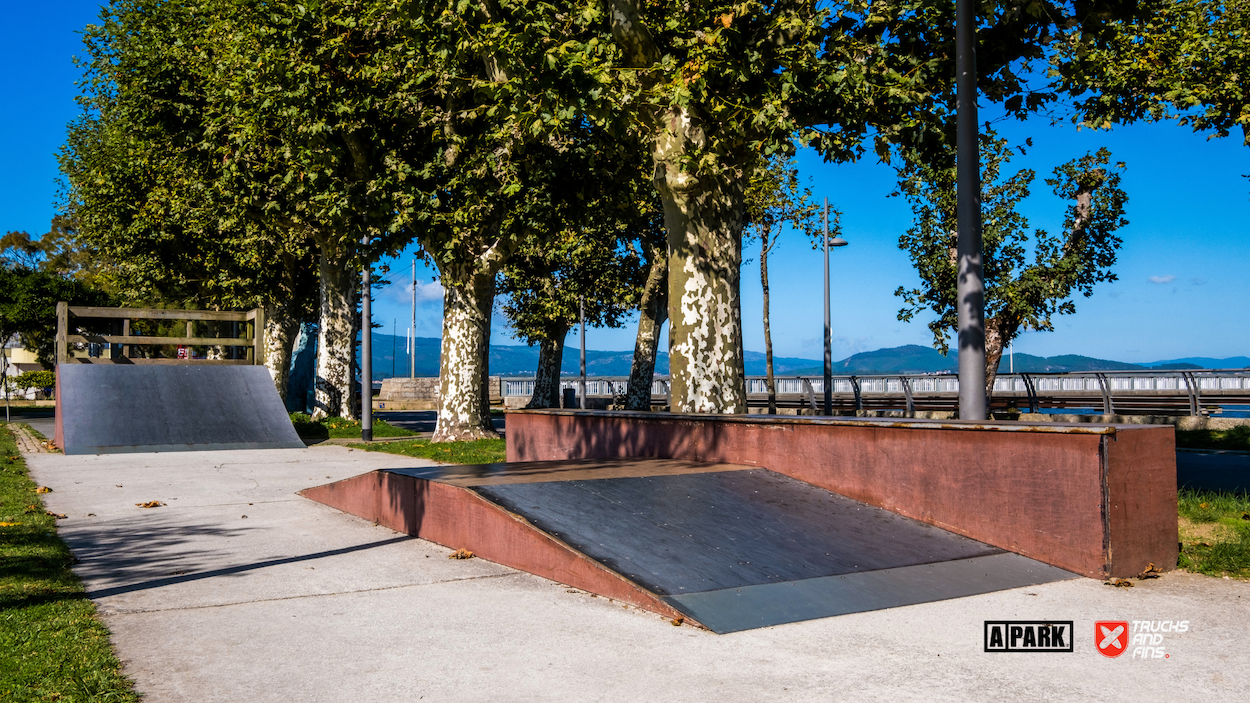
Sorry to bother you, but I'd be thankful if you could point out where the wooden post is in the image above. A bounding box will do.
[251,308,265,366]
[122,318,130,359]
[56,302,68,366]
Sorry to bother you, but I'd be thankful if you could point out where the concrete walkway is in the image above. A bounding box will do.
[27,446,1250,702]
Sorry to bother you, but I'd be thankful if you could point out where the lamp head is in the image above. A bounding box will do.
[829,236,849,247]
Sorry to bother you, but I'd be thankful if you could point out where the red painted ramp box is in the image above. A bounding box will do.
[505,410,1178,580]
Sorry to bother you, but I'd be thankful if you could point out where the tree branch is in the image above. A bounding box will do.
[605,0,660,67]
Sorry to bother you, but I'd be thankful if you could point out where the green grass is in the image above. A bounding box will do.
[347,438,507,465]
[1177,488,1250,578]
[289,412,417,440]
[0,427,139,702]
[1175,425,1250,451]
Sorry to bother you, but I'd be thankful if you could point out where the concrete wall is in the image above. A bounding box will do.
[377,376,503,411]
[505,410,1178,580]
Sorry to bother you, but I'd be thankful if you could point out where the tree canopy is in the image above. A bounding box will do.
[894,132,1129,390]
[1054,0,1249,147]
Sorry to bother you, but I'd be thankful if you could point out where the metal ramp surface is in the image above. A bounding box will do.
[55,364,305,455]
[301,459,1077,633]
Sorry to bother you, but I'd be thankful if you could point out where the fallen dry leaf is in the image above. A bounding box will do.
[449,548,475,560]
[136,501,165,509]
[671,617,685,627]
[1105,578,1134,588]
[1137,563,1162,580]
[35,486,52,494]
[46,511,67,519]
[0,521,20,527]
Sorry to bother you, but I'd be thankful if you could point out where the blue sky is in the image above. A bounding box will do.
[5,3,1248,364]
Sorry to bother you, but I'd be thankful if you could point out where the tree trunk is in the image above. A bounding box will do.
[312,247,359,420]
[652,106,748,414]
[526,323,568,409]
[262,301,300,403]
[624,246,668,411]
[983,315,1019,402]
[433,262,501,442]
[761,235,776,415]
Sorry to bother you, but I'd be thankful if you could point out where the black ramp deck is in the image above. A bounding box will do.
[58,364,305,454]
[462,468,1077,633]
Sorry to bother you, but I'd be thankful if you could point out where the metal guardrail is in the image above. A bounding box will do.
[501,369,1250,416]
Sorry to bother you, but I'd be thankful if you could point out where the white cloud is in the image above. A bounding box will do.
[1148,275,1176,285]
[382,279,444,307]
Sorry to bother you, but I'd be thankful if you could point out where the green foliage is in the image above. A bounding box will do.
[1054,0,1250,147]
[0,266,112,369]
[744,154,823,252]
[11,371,56,393]
[289,413,416,440]
[348,438,507,465]
[1177,488,1250,578]
[1175,426,1250,451]
[499,174,658,347]
[61,0,318,315]
[0,427,139,702]
[893,131,1129,358]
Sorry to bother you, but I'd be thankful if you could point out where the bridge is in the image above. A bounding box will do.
[501,369,1250,416]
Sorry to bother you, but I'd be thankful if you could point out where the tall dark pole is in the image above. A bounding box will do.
[410,257,416,378]
[956,0,987,420]
[823,198,832,416]
[579,297,587,410]
[361,235,373,441]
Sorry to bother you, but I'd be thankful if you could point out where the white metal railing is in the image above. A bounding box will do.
[500,370,1249,398]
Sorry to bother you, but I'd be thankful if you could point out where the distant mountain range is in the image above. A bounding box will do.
[361,334,1248,379]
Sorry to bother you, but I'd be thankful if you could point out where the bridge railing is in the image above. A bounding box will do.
[500,368,1250,416]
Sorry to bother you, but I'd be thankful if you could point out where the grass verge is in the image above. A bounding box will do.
[289,412,417,440]
[1175,425,1250,451]
[1177,488,1250,578]
[347,438,506,465]
[0,426,139,702]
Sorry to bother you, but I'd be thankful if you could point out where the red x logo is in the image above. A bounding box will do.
[1096,621,1130,657]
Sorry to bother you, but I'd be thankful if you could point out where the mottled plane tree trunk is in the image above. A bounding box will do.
[624,244,668,411]
[312,246,359,420]
[262,300,301,404]
[609,1,749,413]
[433,246,505,441]
[526,323,569,409]
[653,109,749,413]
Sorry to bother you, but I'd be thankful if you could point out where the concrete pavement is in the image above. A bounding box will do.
[26,445,1250,702]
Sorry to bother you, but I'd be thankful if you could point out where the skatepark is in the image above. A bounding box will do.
[12,347,1246,700]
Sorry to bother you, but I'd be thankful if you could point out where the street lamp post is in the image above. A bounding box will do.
[823,198,848,416]
[361,234,373,442]
[956,0,987,420]
[579,297,587,410]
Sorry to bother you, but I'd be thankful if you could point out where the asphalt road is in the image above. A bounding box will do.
[376,409,506,437]
[1177,449,1250,492]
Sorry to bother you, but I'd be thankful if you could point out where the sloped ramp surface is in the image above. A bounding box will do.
[56,364,304,455]
[302,459,1078,633]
